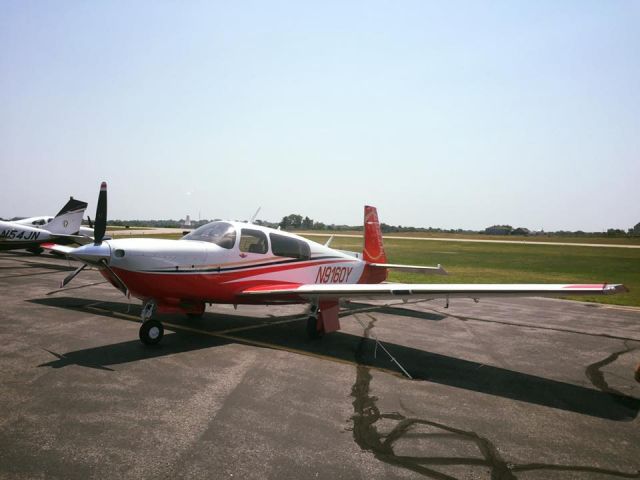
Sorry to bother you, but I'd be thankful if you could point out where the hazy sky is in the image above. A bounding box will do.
[1,1,638,231]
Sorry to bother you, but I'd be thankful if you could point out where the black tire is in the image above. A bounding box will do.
[27,247,43,255]
[139,320,164,345]
[306,316,323,339]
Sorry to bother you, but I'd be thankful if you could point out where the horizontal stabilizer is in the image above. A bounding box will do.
[369,263,447,275]
[54,234,94,245]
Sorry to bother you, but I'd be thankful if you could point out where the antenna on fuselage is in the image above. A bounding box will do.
[324,235,334,247]
[249,207,261,224]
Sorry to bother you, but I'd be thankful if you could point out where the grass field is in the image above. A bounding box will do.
[300,230,640,245]
[111,231,640,307]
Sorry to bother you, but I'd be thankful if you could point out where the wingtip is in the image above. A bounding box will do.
[606,284,629,294]
[614,284,630,294]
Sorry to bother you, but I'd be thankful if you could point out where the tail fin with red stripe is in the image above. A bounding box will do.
[363,206,387,263]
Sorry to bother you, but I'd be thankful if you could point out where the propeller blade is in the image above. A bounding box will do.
[100,259,128,296]
[94,182,107,244]
[60,264,87,288]
[87,216,93,229]
[324,235,335,247]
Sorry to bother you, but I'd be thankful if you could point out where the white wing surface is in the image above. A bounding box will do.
[240,283,627,301]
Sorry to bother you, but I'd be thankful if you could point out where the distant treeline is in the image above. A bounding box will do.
[482,224,639,237]
[273,214,640,237]
[107,219,213,229]
[104,216,640,237]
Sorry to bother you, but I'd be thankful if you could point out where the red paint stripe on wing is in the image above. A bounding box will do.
[563,284,605,289]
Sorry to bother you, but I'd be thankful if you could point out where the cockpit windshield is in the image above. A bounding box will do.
[182,222,236,249]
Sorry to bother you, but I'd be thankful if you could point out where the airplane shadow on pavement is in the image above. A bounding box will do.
[30,296,640,422]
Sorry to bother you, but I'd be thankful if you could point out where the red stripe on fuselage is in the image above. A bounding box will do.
[105,258,358,304]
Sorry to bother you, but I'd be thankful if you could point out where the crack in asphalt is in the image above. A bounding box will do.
[349,314,640,479]
[586,342,639,397]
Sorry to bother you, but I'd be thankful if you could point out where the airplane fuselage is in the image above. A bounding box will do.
[93,222,381,307]
[0,220,52,250]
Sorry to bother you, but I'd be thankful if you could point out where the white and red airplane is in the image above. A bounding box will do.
[47,182,628,345]
[1,197,89,254]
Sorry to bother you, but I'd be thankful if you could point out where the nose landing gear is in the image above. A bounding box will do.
[139,300,164,345]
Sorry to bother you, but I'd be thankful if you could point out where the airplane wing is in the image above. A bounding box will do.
[240,283,627,301]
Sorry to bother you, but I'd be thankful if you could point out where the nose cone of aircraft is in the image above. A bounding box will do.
[70,242,111,264]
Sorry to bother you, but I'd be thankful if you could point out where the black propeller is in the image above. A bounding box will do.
[87,216,93,229]
[94,182,107,244]
[61,264,87,288]
[100,259,129,296]
[53,181,125,295]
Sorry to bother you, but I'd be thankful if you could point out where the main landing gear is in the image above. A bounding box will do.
[306,304,324,340]
[306,301,341,340]
[139,300,164,345]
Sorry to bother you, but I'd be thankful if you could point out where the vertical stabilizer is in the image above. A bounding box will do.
[363,205,387,263]
[45,197,88,235]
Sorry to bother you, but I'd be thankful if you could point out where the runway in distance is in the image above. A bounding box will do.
[0,197,89,254]
[46,182,628,345]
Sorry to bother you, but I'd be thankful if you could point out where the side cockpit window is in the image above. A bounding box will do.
[270,233,311,260]
[183,222,236,249]
[239,229,268,254]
